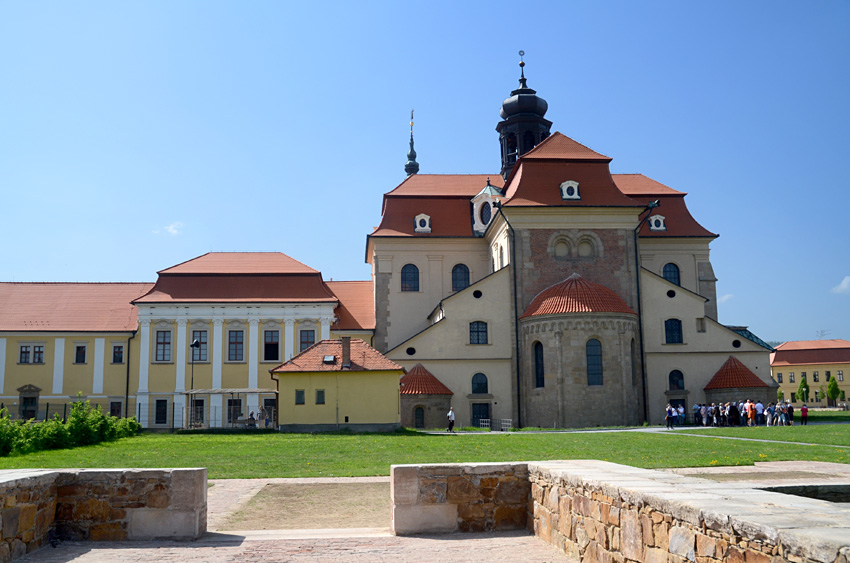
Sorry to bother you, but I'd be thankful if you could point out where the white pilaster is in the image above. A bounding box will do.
[93,338,105,394]
[138,320,150,393]
[53,338,65,394]
[137,396,149,427]
[0,339,6,394]
[320,316,332,341]
[212,319,223,389]
[175,319,187,392]
[248,319,259,415]
[284,318,295,361]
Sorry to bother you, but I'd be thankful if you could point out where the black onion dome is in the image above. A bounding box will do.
[500,77,548,119]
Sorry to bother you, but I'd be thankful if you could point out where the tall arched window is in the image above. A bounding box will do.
[452,264,470,292]
[587,339,603,386]
[669,370,684,391]
[534,341,545,388]
[401,264,419,292]
[665,319,683,344]
[663,263,680,286]
[471,373,488,394]
[469,321,488,344]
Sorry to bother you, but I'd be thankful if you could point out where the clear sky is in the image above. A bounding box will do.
[1,1,848,344]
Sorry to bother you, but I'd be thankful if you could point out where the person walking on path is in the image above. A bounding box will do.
[800,403,808,425]
[447,407,456,433]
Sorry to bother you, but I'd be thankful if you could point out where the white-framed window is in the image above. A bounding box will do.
[299,329,315,352]
[228,330,244,362]
[192,330,208,362]
[777,373,783,383]
[19,343,45,364]
[155,330,172,362]
[74,344,87,364]
[264,330,280,362]
[112,344,124,364]
[559,180,580,200]
[838,370,844,382]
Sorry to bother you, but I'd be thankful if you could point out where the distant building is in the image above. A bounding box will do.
[771,340,850,405]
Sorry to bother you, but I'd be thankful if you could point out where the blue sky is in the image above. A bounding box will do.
[1,1,848,343]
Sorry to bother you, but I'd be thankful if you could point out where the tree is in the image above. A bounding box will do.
[777,390,785,402]
[827,377,840,406]
[796,377,810,403]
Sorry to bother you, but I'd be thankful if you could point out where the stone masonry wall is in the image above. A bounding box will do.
[391,462,529,535]
[0,468,206,562]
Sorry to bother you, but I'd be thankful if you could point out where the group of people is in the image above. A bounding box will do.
[663,399,810,428]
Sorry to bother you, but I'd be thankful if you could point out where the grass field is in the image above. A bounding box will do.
[0,425,848,479]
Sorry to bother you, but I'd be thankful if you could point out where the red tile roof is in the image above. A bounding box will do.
[385,174,502,198]
[521,132,611,161]
[704,356,768,390]
[159,252,317,275]
[327,281,375,331]
[521,274,636,318]
[271,339,402,373]
[613,174,685,196]
[0,283,153,332]
[134,253,337,304]
[400,364,454,395]
[771,339,850,367]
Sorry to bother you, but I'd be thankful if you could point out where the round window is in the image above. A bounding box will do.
[566,186,575,197]
[406,347,416,356]
[418,219,427,228]
[732,340,741,348]
[480,202,492,225]
[667,290,676,298]
[473,290,483,299]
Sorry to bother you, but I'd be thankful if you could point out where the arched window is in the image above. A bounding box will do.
[669,370,684,391]
[414,407,425,429]
[663,263,680,286]
[534,341,545,388]
[401,264,419,292]
[587,339,603,386]
[469,321,488,344]
[471,373,488,394]
[452,264,470,292]
[665,319,683,344]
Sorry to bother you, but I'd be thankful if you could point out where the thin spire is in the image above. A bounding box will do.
[518,49,527,89]
[405,108,419,175]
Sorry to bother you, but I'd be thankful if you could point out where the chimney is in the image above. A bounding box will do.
[342,336,351,369]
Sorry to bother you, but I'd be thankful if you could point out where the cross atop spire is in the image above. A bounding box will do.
[405,109,420,176]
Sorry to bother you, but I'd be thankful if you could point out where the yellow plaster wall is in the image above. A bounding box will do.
[772,363,849,405]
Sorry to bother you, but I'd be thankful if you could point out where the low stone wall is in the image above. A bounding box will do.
[391,460,850,562]
[0,468,206,562]
[391,462,529,534]
[529,460,850,563]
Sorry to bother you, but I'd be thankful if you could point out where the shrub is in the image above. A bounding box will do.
[0,409,20,457]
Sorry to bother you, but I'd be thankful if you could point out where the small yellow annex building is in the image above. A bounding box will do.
[771,340,849,406]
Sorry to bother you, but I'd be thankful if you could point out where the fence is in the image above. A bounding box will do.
[478,418,513,431]
[1,399,127,422]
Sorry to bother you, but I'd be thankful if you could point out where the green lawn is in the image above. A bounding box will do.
[0,427,848,479]
[805,409,850,423]
[687,423,850,447]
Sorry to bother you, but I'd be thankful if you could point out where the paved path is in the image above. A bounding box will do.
[20,530,572,562]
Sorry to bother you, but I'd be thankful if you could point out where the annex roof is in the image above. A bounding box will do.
[0,283,153,332]
[326,281,375,331]
[612,174,685,196]
[158,252,317,275]
[271,339,402,373]
[704,356,768,390]
[520,273,636,318]
[771,339,850,367]
[134,252,337,304]
[520,132,611,161]
[400,364,454,395]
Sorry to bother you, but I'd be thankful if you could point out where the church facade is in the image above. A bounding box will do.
[368,63,774,428]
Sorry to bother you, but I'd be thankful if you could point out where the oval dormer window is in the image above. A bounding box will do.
[414,213,432,233]
[480,202,492,225]
[419,218,427,228]
[559,181,580,201]
[648,215,667,231]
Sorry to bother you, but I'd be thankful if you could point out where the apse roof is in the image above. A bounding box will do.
[704,356,768,390]
[400,364,454,395]
[0,282,153,332]
[520,273,636,318]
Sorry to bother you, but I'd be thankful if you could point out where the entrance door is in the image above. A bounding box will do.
[472,403,490,428]
[414,407,425,429]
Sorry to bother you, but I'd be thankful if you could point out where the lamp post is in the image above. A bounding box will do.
[633,200,660,425]
[189,339,200,427]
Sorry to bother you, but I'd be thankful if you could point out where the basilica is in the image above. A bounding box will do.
[0,61,775,429]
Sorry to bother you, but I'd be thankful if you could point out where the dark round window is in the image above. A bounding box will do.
[732,340,741,348]
[418,219,427,228]
[473,290,483,299]
[480,203,492,225]
[566,186,575,197]
[667,290,676,298]
[406,347,416,356]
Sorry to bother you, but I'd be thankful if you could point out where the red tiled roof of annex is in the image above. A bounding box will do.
[271,339,402,373]
[400,364,453,395]
[326,281,375,331]
[521,273,636,318]
[520,132,610,161]
[158,252,317,275]
[771,339,850,367]
[0,283,153,332]
[704,356,768,390]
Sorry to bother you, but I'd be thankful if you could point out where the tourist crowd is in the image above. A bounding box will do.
[664,400,809,428]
